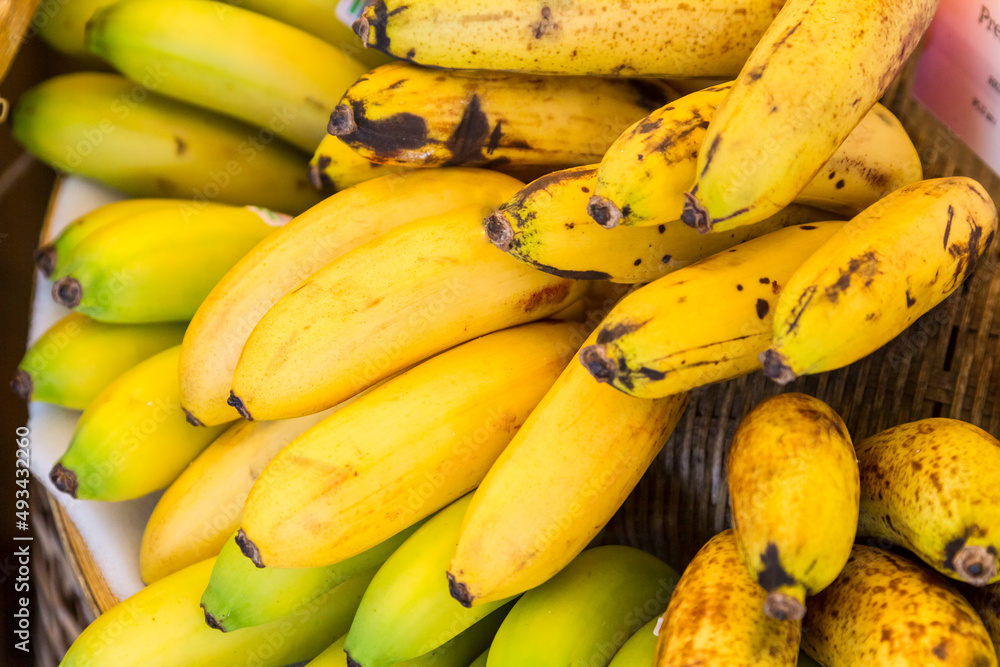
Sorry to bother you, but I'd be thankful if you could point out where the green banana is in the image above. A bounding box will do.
[12,72,321,213]
[13,312,185,410]
[607,617,658,667]
[469,650,489,667]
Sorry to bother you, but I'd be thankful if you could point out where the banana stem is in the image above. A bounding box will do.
[52,276,83,309]
[954,545,998,586]
[328,104,357,136]
[763,591,806,621]
[49,462,79,498]
[33,244,56,277]
[10,370,31,402]
[579,345,618,384]
[587,196,623,229]
[352,16,370,46]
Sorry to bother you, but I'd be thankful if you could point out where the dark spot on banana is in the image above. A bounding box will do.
[444,94,491,166]
[736,284,743,291]
[760,350,796,384]
[747,65,765,81]
[345,652,363,667]
[800,225,817,230]
[174,136,186,155]
[771,280,780,294]
[824,252,878,302]
[758,543,797,591]
[759,277,770,284]
[597,320,644,344]
[581,186,589,193]
[337,100,429,159]
[828,172,836,179]
[680,191,711,234]
[10,370,31,402]
[588,196,623,228]
[534,6,555,38]
[564,222,574,229]
[228,391,254,421]
[518,282,571,313]
[906,291,916,307]
[637,366,666,381]
[235,529,265,568]
[756,299,769,319]
[627,79,672,110]
[486,121,503,154]
[579,345,618,384]
[658,224,666,233]
[364,0,392,53]
[202,606,226,632]
[633,259,642,266]
[662,254,672,264]
[50,463,78,498]
[770,105,778,114]
[637,116,663,134]
[447,572,473,607]
[835,179,845,189]
[183,407,204,427]
[388,79,407,90]
[853,97,861,106]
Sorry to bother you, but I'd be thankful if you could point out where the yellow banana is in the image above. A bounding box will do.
[58,557,370,667]
[608,617,658,667]
[310,134,408,192]
[653,529,801,667]
[447,329,687,607]
[578,222,843,399]
[49,346,232,501]
[309,620,501,667]
[726,393,859,621]
[488,164,836,283]
[469,651,488,667]
[11,72,321,213]
[801,545,997,666]
[590,84,921,228]
[856,418,1000,587]
[327,61,674,168]
[86,0,367,152]
[13,313,185,410]
[180,168,523,427]
[763,177,999,384]
[354,0,785,77]
[238,321,580,569]
[31,0,116,59]
[230,204,588,422]
[49,201,291,324]
[680,0,939,233]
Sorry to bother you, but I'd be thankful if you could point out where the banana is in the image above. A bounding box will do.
[229,204,589,422]
[488,164,836,283]
[680,0,939,233]
[31,0,116,59]
[469,650,488,667]
[344,494,513,667]
[12,72,321,213]
[589,83,921,228]
[578,222,843,399]
[486,545,678,667]
[855,418,1000,587]
[800,545,997,666]
[201,525,415,631]
[49,346,232,501]
[58,557,370,667]
[726,393,859,621]
[310,134,408,193]
[354,0,785,77]
[49,201,291,324]
[762,177,999,384]
[327,61,674,168]
[239,321,580,569]
[180,168,523,427]
[654,529,800,667]
[447,330,687,607]
[608,617,658,667]
[13,312,185,410]
[86,0,367,152]
[961,582,1000,661]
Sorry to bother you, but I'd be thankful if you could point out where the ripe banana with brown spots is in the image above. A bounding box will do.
[486,164,835,284]
[801,545,997,666]
[326,61,674,169]
[353,0,784,77]
[310,134,408,193]
[577,222,843,399]
[653,529,801,666]
[855,418,1000,587]
[761,177,998,384]
[589,83,921,228]
[727,393,859,622]
[680,0,939,233]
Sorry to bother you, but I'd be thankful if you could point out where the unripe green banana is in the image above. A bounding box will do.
[13,312,185,410]
[12,72,321,213]
[607,617,657,667]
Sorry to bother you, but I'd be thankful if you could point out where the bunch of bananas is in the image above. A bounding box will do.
[11,0,1000,664]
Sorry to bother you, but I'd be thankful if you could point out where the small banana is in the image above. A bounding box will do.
[654,529,800,667]
[608,617,658,667]
[49,346,232,501]
[49,201,291,323]
[578,222,844,399]
[856,418,1000,586]
[487,164,836,283]
[727,393,859,621]
[13,313,185,410]
[448,330,687,608]
[486,545,679,667]
[763,177,999,384]
[327,61,673,170]
[310,134,408,193]
[230,204,588,421]
[180,167,522,427]
[680,0,939,233]
[12,72,321,213]
[801,545,997,666]
[354,0,784,77]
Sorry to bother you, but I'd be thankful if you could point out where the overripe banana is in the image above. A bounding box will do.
[238,321,580,569]
[327,61,674,169]
[49,201,291,323]
[487,164,835,283]
[762,177,999,384]
[800,545,997,666]
[447,330,687,607]
[13,312,184,410]
[608,617,658,667]
[49,345,232,501]
[86,0,367,152]
[310,134,407,192]
[653,529,800,667]
[11,72,321,213]
[680,0,939,233]
[578,222,843,399]
[229,204,588,421]
[486,545,678,667]
[180,168,523,427]
[856,418,1000,586]
[354,0,785,77]
[727,393,859,621]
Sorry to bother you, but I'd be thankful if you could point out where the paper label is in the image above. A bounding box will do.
[913,0,1000,174]
[335,0,368,28]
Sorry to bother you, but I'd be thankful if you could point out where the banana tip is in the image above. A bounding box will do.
[227,391,253,421]
[763,591,806,621]
[52,276,82,309]
[680,191,712,234]
[345,652,363,667]
[328,105,356,137]
[760,350,796,385]
[446,572,473,608]
[202,605,227,633]
[351,15,370,46]
[309,158,334,192]
[954,545,997,586]
[33,245,56,277]
[587,195,622,229]
[579,345,617,384]
[235,529,265,568]
[50,462,78,498]
[484,211,514,251]
[11,370,31,402]
[182,407,204,427]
